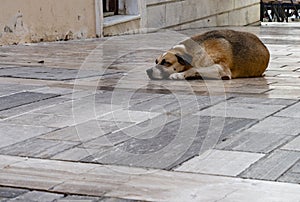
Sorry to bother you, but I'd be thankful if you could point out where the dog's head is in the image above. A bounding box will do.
[146,45,193,80]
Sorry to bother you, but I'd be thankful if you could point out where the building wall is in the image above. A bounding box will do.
[0,0,261,45]
[145,0,261,29]
[0,0,96,45]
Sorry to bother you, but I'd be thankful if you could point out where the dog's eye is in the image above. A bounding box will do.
[165,62,172,66]
[155,59,158,64]
[160,59,166,65]
[161,59,172,66]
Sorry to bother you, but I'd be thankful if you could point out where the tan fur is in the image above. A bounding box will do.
[146,29,270,80]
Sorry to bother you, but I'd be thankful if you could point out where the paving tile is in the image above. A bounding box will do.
[2,113,79,128]
[0,92,59,111]
[0,123,55,148]
[0,66,105,80]
[240,150,300,181]
[195,102,285,119]
[276,102,300,118]
[278,161,300,184]
[224,86,271,94]
[217,131,292,153]
[40,120,134,142]
[278,172,300,184]
[0,156,25,169]
[51,147,100,161]
[0,187,28,199]
[99,198,140,202]
[129,96,188,113]
[2,155,300,202]
[35,99,123,121]
[94,90,164,106]
[264,89,300,99]
[175,149,264,176]
[281,135,300,151]
[197,95,228,104]
[8,191,64,202]
[228,96,297,106]
[0,97,69,119]
[34,99,88,116]
[1,154,97,174]
[246,116,300,136]
[84,116,256,169]
[130,94,227,117]
[167,117,257,169]
[29,86,77,95]
[0,89,16,98]
[56,195,103,202]
[61,90,96,99]
[81,114,179,150]
[82,116,199,168]
[0,171,62,192]
[115,113,178,137]
[54,194,137,202]
[97,109,161,123]
[0,84,41,95]
[216,117,257,137]
[0,138,78,158]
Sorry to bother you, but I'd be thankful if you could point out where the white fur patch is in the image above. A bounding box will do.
[172,44,186,51]
[169,72,185,80]
[152,67,164,79]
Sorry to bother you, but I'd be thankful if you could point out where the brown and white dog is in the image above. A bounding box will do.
[146,29,270,80]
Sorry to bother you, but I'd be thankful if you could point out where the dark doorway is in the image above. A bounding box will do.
[103,0,119,16]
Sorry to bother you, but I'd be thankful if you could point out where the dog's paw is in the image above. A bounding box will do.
[169,73,185,80]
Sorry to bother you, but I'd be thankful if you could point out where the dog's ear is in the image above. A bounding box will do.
[175,53,193,66]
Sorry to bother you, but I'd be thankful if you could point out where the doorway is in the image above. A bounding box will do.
[103,0,119,17]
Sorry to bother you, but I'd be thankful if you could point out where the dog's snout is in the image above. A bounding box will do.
[146,68,153,76]
[146,67,164,80]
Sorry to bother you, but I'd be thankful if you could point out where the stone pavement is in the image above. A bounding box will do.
[0,25,300,201]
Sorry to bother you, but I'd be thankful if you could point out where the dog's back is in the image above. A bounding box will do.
[191,30,270,78]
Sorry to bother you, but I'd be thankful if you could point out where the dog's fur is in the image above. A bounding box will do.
[146,29,270,80]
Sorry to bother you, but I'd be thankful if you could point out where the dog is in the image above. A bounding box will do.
[146,29,270,80]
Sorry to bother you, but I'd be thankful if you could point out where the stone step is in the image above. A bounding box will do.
[103,15,141,36]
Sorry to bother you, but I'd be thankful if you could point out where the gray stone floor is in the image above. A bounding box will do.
[0,25,300,201]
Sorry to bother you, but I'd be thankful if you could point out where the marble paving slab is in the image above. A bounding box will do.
[1,155,300,202]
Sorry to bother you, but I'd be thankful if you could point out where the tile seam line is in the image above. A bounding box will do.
[274,156,300,182]
[0,184,111,201]
[0,94,61,115]
[237,150,300,180]
[0,91,87,121]
[271,100,300,118]
[241,99,300,132]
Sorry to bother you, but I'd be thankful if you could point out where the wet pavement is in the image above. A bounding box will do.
[0,25,300,201]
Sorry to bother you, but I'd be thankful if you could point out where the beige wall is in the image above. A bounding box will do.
[0,0,261,45]
[146,0,261,29]
[0,0,96,45]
